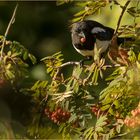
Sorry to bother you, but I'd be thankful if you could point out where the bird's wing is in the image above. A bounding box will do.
[91,26,114,41]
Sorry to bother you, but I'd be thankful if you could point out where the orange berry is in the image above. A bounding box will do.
[131,110,137,117]
[124,118,129,124]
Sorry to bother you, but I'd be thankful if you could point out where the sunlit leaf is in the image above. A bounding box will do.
[101,104,110,111]
[28,54,36,64]
[23,51,28,60]
[113,100,120,109]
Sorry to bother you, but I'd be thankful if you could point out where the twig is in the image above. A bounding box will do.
[113,0,123,8]
[57,61,119,69]
[58,61,80,68]
[114,0,131,35]
[0,4,18,58]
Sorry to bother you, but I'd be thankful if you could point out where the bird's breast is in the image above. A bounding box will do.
[73,43,94,57]
[95,39,111,53]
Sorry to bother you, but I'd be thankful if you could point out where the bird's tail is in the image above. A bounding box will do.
[117,37,134,45]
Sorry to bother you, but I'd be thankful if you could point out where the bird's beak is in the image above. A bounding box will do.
[79,32,86,38]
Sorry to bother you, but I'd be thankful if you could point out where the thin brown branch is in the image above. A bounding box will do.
[114,0,131,35]
[1,4,18,58]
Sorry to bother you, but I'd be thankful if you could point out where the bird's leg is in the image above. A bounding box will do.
[100,52,106,59]
[79,56,92,67]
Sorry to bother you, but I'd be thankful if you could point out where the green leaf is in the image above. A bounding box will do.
[94,132,98,140]
[138,53,140,61]
[84,127,94,140]
[28,54,36,64]
[74,10,85,17]
[92,66,99,85]
[102,95,112,105]
[116,124,121,133]
[7,51,11,56]
[73,81,79,93]
[31,80,42,90]
[72,65,82,79]
[3,56,8,64]
[58,123,66,133]
[23,51,28,60]
[11,52,21,57]
[56,1,65,6]
[95,126,103,132]
[6,63,11,70]
[113,100,120,109]
[100,69,103,79]
[6,70,15,79]
[96,115,107,128]
[108,108,114,115]
[68,113,77,123]
[109,128,115,138]
[71,17,83,23]
[101,104,110,111]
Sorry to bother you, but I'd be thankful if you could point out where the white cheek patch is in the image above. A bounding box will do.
[91,27,106,34]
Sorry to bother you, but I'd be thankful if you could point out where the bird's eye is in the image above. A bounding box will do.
[80,37,86,43]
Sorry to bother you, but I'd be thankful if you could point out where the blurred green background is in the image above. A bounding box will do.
[0,1,139,138]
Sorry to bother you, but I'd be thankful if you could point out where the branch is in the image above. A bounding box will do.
[114,0,131,35]
[58,61,80,68]
[0,4,18,58]
[57,61,118,69]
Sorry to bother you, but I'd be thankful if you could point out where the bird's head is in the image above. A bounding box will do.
[71,21,96,51]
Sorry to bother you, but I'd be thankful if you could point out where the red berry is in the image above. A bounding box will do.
[91,106,99,115]
[57,107,62,113]
[62,112,66,116]
[66,112,71,118]
[80,37,86,43]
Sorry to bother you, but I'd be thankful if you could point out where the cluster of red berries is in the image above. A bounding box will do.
[44,107,71,125]
[124,108,140,128]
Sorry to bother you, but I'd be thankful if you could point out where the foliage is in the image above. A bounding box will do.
[1,0,140,139]
[0,36,36,84]
[71,0,108,23]
[28,50,140,139]
[26,0,140,139]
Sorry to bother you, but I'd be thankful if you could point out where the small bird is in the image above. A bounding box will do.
[71,20,129,64]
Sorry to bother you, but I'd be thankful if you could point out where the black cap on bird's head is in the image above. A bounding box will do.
[71,21,97,51]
